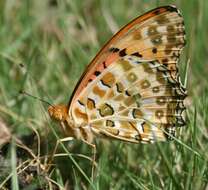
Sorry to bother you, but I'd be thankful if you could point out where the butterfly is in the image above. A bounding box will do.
[48,5,187,144]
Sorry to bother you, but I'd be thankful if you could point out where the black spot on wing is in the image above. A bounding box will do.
[152,47,157,54]
[131,52,143,58]
[119,49,127,57]
[94,71,101,76]
[103,61,107,69]
[125,90,131,96]
[100,79,111,88]
[116,83,122,93]
[141,122,145,132]
[109,47,120,53]
[78,100,85,106]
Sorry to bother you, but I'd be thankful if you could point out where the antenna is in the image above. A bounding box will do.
[20,90,54,107]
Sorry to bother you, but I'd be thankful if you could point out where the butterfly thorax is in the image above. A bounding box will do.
[48,105,94,142]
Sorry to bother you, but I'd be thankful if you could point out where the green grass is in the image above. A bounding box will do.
[0,0,208,189]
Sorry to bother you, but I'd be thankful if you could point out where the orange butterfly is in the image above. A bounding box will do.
[48,5,186,144]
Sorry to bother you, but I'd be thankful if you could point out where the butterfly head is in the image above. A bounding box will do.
[48,105,68,122]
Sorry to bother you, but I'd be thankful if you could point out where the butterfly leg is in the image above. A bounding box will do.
[46,136,74,172]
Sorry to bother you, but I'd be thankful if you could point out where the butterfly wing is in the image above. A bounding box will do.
[69,6,186,143]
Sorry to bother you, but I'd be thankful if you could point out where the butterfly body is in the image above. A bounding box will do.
[48,5,187,144]
[48,105,95,142]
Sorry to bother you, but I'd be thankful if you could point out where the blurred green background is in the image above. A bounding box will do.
[0,0,207,189]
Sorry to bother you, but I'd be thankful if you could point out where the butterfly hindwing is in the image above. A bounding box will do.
[71,55,186,143]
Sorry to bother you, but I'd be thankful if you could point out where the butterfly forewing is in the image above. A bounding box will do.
[69,5,186,107]
[66,6,186,143]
